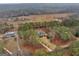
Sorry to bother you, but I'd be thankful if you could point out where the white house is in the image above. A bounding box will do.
[3,32,17,38]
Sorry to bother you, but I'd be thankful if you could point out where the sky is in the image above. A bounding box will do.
[0,0,79,3]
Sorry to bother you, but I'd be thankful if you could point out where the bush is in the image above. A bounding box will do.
[75,31,79,37]
[48,21,62,28]
[47,51,64,56]
[68,26,79,37]
[18,23,33,31]
[33,49,64,56]
[68,41,79,56]
[0,41,4,54]
[0,23,14,34]
[33,49,47,56]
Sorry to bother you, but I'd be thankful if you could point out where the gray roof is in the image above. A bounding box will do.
[37,31,46,36]
[4,32,16,37]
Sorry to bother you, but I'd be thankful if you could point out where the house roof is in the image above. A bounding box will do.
[4,32,16,35]
[37,31,47,37]
[3,32,16,37]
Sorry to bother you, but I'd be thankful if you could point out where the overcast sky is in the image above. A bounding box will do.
[0,0,79,3]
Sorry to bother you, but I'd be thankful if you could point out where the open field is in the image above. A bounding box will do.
[0,13,75,28]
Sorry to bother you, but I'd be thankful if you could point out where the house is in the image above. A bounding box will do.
[53,19,62,23]
[37,31,47,37]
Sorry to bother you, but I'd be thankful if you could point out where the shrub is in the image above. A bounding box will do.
[33,49,64,56]
[75,31,79,37]
[18,23,33,31]
[68,41,79,56]
[33,49,47,56]
[48,21,62,28]
[0,41,4,54]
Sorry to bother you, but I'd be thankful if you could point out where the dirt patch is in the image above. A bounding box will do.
[52,35,72,46]
[21,44,44,53]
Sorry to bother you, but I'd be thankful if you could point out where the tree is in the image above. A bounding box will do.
[53,26,72,41]
[18,23,33,31]
[63,17,79,27]
[48,21,62,28]
[0,23,14,34]
[18,29,40,45]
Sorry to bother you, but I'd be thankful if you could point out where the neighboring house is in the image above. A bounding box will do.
[37,31,47,37]
[3,32,16,39]
[53,19,62,22]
